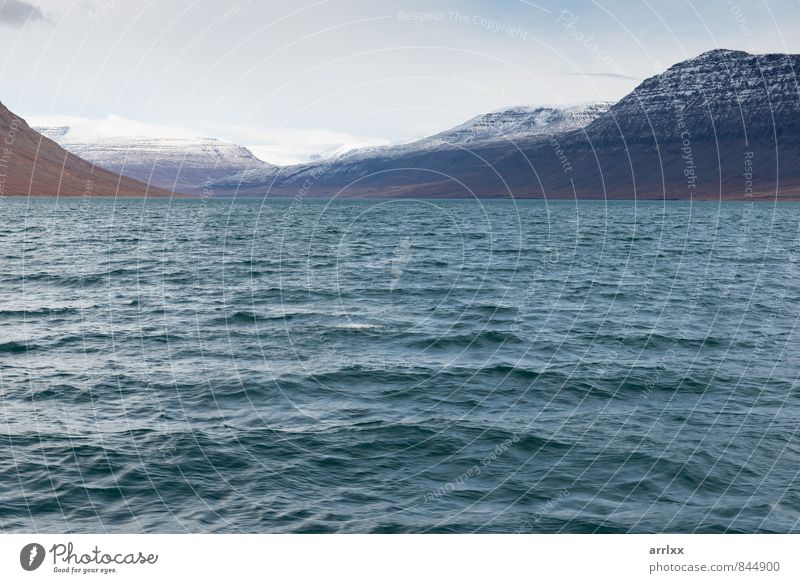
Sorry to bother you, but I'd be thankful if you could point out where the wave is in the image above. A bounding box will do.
[408,330,524,350]
[0,340,39,353]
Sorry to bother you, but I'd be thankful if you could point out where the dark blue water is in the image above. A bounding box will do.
[1,197,799,533]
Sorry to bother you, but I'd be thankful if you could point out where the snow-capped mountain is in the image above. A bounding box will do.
[335,102,612,160]
[427,102,613,145]
[587,48,800,142]
[34,129,274,193]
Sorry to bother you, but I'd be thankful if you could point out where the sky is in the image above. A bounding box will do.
[1,0,798,164]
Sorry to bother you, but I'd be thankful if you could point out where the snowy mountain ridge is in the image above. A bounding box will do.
[34,128,273,193]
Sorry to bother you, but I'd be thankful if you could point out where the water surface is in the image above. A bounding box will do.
[1,197,799,533]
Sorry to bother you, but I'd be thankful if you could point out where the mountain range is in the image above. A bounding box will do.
[203,49,800,200]
[204,101,614,194]
[3,49,799,200]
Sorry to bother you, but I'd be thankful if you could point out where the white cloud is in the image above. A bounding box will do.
[28,114,392,166]
[27,114,202,142]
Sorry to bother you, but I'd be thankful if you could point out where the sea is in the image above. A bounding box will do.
[1,197,799,533]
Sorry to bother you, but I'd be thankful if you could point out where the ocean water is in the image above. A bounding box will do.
[1,197,799,533]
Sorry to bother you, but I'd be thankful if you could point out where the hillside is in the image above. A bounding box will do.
[0,102,174,197]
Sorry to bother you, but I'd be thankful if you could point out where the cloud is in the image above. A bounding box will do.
[563,71,643,81]
[238,128,391,166]
[0,0,49,26]
[28,114,203,141]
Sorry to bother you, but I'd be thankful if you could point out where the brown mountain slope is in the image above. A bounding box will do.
[0,101,174,197]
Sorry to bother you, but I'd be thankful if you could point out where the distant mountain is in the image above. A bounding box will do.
[0,102,172,197]
[34,129,273,194]
[207,49,800,200]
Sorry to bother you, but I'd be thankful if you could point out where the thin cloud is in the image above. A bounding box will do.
[237,128,391,166]
[0,0,49,27]
[28,114,203,141]
[564,71,643,81]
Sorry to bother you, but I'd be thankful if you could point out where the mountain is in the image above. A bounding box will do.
[535,48,800,199]
[207,49,800,200]
[207,101,612,195]
[587,49,800,143]
[426,102,613,144]
[0,103,173,197]
[325,102,613,163]
[34,129,274,194]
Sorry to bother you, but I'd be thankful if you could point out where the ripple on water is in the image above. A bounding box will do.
[1,198,799,533]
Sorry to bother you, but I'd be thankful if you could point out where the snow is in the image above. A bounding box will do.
[324,102,613,164]
[35,130,269,170]
[34,128,273,191]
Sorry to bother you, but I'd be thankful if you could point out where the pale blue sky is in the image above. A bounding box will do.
[1,0,797,162]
